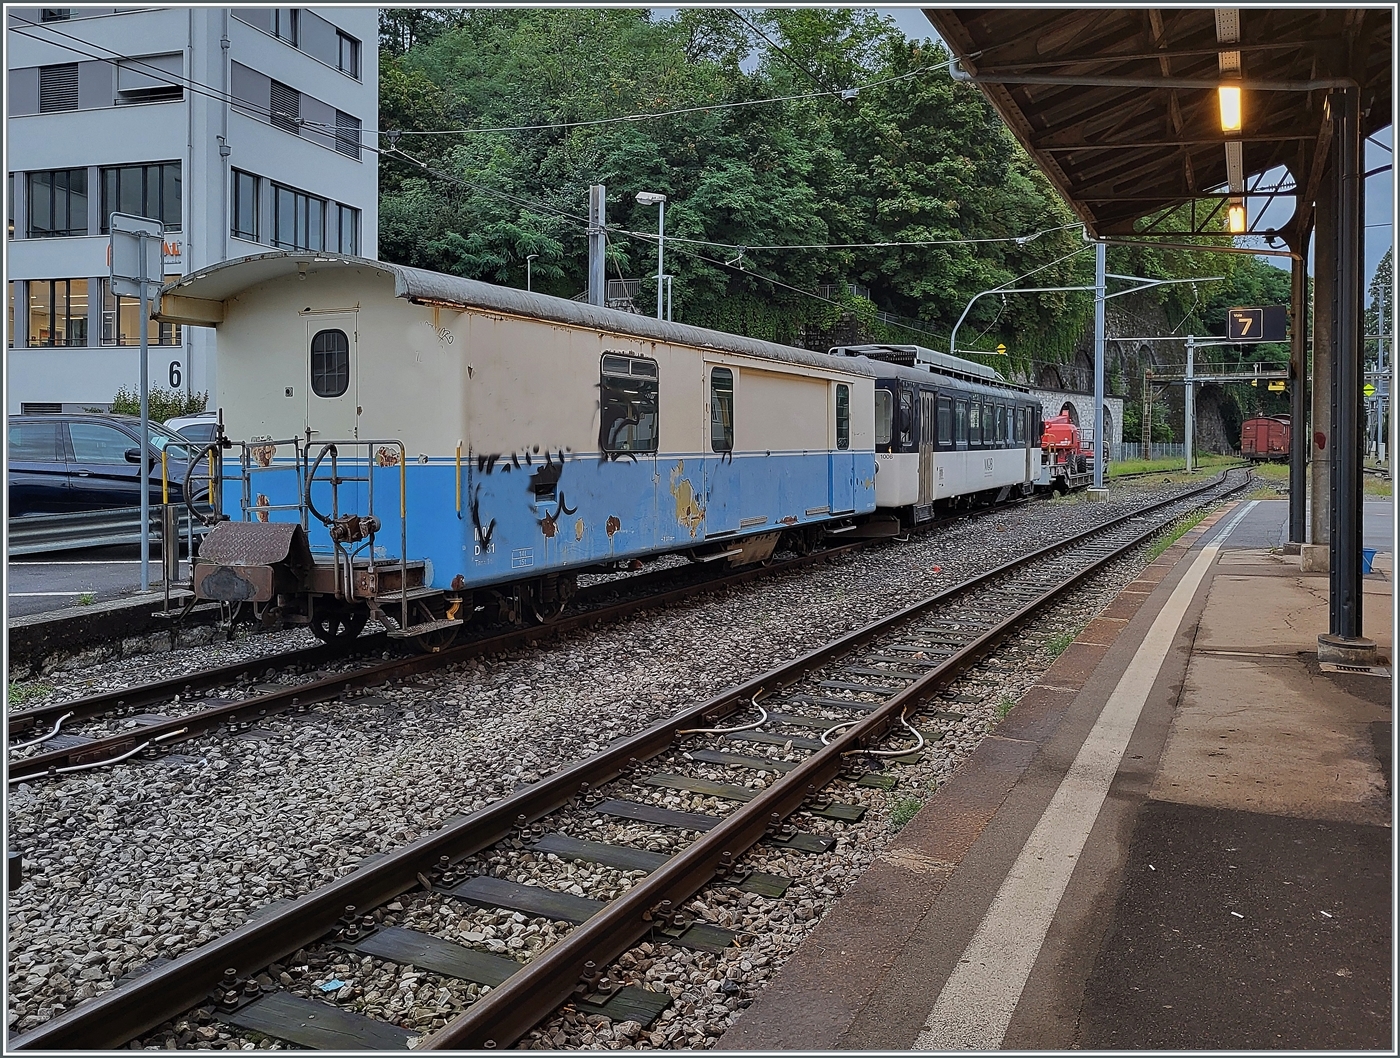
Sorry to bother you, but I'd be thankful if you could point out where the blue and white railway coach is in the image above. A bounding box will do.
[157,252,877,648]
[831,345,1043,525]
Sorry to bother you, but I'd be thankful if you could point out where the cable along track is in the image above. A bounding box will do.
[9,471,1248,1051]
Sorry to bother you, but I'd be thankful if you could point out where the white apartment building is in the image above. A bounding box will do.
[5,5,378,413]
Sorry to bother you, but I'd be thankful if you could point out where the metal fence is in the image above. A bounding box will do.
[8,506,209,556]
[1112,442,1188,462]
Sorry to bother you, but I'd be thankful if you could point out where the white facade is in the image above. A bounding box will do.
[4,5,378,414]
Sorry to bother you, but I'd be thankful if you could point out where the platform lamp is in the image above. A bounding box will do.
[1219,82,1247,233]
[636,191,668,320]
[526,254,539,292]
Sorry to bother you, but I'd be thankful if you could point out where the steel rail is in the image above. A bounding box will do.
[6,545,866,781]
[6,555,768,736]
[7,485,1030,738]
[8,470,1243,1051]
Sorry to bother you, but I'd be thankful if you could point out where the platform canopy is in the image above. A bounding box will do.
[923,8,1392,237]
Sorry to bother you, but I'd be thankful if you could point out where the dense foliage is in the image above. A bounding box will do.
[376,6,1299,404]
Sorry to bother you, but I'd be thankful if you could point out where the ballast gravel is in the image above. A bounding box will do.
[5,475,1241,1045]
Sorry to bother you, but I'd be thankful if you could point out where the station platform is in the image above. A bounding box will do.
[726,498,1393,1051]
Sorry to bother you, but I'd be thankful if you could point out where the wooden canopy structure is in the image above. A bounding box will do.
[924,8,1392,239]
[925,7,1392,650]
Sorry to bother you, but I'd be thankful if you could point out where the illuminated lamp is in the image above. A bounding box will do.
[1218,84,1243,133]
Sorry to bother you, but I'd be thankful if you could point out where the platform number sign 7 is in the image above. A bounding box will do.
[1228,305,1288,342]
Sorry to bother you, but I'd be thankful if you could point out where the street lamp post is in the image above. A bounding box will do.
[636,191,667,320]
[526,254,539,292]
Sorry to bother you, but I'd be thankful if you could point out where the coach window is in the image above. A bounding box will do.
[836,384,850,450]
[936,397,952,448]
[600,353,659,453]
[996,405,1007,445]
[710,366,734,452]
[969,400,982,447]
[874,389,893,446]
[310,329,350,397]
[954,400,968,447]
[1013,406,1024,445]
[898,387,913,447]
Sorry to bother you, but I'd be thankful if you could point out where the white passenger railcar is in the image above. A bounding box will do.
[832,345,1043,524]
[159,253,877,646]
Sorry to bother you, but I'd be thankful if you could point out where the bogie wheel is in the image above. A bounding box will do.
[309,606,368,644]
[525,574,576,625]
[410,600,460,654]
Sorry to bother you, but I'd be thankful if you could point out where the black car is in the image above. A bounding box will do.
[8,413,210,516]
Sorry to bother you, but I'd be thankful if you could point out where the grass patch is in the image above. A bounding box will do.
[77,592,96,606]
[1364,475,1393,498]
[8,681,51,707]
[889,797,922,831]
[1045,629,1078,658]
[1110,453,1243,478]
[1146,509,1209,561]
[995,694,1017,720]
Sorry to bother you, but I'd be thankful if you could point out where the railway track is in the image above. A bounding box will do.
[5,489,1052,780]
[5,543,871,782]
[9,469,1249,1051]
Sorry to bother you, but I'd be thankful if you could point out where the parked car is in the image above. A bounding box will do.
[165,412,219,446]
[8,413,209,516]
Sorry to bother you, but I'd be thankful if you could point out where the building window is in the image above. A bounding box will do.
[101,163,181,233]
[232,170,259,241]
[102,277,182,346]
[40,9,72,21]
[270,80,300,134]
[835,384,850,450]
[710,367,734,453]
[310,329,349,397]
[28,279,89,347]
[272,8,298,45]
[28,169,88,237]
[7,282,15,347]
[338,31,360,77]
[7,174,13,239]
[334,203,358,254]
[115,54,184,104]
[335,110,361,159]
[38,63,79,113]
[599,354,659,453]
[272,182,327,251]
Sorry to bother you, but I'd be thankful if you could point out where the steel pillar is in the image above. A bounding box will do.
[1091,240,1107,493]
[1326,85,1365,644]
[587,185,606,308]
[1184,336,1195,472]
[1288,233,1309,542]
[1309,164,1336,552]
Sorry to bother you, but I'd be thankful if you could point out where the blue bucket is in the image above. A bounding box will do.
[1362,548,1377,574]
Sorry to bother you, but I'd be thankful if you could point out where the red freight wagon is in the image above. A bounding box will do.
[1241,415,1290,461]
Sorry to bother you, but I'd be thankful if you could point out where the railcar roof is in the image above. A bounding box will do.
[158,251,875,378]
[852,356,1032,395]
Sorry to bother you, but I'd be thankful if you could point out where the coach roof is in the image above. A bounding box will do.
[158,251,875,378]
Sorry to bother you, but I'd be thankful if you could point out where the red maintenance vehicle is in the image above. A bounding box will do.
[1036,411,1097,494]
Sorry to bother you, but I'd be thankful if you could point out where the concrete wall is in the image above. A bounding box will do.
[1028,388,1123,444]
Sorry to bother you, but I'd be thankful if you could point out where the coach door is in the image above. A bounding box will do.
[829,382,855,514]
[305,313,360,441]
[1023,406,1034,483]
[918,390,936,504]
